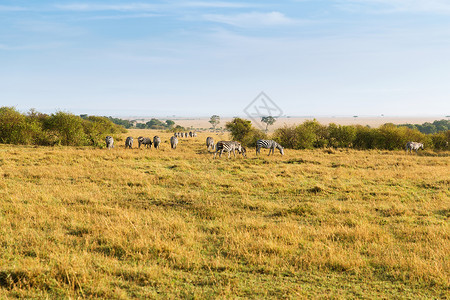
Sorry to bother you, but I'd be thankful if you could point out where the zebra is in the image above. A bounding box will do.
[256,139,284,156]
[170,136,178,149]
[125,136,133,149]
[214,141,246,159]
[406,141,424,153]
[105,136,114,149]
[206,137,214,152]
[189,131,193,137]
[183,132,188,138]
[153,136,161,149]
[138,136,152,148]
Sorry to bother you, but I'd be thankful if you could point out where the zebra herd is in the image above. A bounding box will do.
[209,138,284,158]
[174,131,197,138]
[106,135,426,156]
[105,132,195,150]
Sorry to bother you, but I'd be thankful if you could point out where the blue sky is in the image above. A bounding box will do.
[1,0,450,117]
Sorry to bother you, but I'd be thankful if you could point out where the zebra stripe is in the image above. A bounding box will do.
[170,136,178,149]
[125,136,133,149]
[406,141,423,153]
[105,136,114,149]
[214,141,246,159]
[153,136,161,149]
[138,136,152,148]
[256,139,284,156]
[206,137,214,151]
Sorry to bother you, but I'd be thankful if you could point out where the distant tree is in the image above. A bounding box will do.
[173,125,186,132]
[209,115,220,130]
[261,116,276,132]
[166,120,175,128]
[108,117,133,128]
[146,118,166,129]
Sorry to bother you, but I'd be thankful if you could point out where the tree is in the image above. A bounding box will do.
[209,115,220,130]
[225,117,267,147]
[146,118,165,129]
[261,116,276,132]
[165,120,175,128]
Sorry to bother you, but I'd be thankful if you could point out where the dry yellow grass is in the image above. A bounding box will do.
[0,129,449,298]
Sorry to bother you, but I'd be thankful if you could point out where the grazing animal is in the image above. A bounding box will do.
[153,136,161,149]
[125,136,133,149]
[406,141,424,153]
[206,137,215,151]
[105,136,114,149]
[170,136,178,149]
[193,132,197,137]
[189,131,193,137]
[137,136,152,148]
[214,141,246,159]
[256,139,284,156]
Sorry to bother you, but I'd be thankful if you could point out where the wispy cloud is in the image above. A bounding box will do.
[183,2,258,8]
[336,0,450,14]
[0,5,27,12]
[54,2,256,13]
[86,13,161,20]
[0,42,66,51]
[54,3,158,12]
[203,11,299,28]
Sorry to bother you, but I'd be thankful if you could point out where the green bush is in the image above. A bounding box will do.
[0,107,127,147]
[274,120,327,149]
[273,120,446,151]
[225,118,267,147]
[273,125,298,149]
[327,124,356,148]
[431,131,450,150]
[0,107,32,144]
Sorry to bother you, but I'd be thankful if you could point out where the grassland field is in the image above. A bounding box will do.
[0,129,449,299]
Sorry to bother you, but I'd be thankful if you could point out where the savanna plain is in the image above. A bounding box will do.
[0,129,449,299]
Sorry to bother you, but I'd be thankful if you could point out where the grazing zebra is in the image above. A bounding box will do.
[137,136,152,148]
[170,136,178,149]
[105,136,114,149]
[183,132,187,138]
[153,136,161,149]
[206,137,214,151]
[125,136,133,149]
[406,141,424,153]
[189,131,193,137]
[256,139,284,156]
[214,141,246,159]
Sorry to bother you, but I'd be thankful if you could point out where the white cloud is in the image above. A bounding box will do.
[203,11,299,28]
